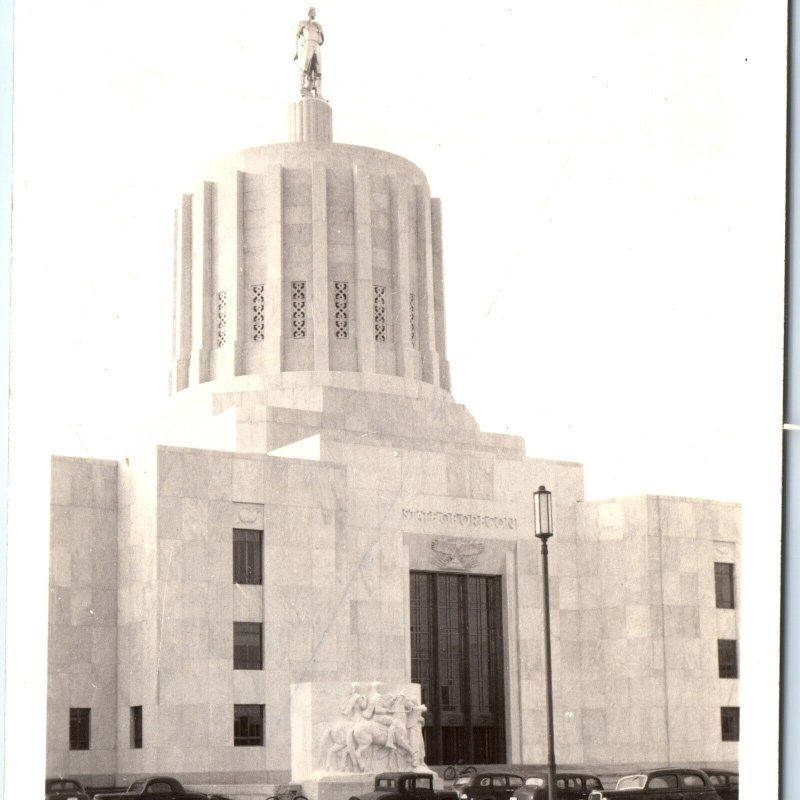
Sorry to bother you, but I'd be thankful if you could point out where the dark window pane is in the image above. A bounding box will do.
[721,706,740,741]
[233,622,263,670]
[234,704,264,746]
[718,639,738,678]
[130,705,143,749]
[69,708,90,750]
[233,529,263,585]
[714,562,735,609]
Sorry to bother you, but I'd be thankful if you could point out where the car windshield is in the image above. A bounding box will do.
[615,775,647,790]
[128,781,146,793]
[49,781,81,792]
[524,778,545,787]
[377,779,397,788]
[414,777,433,790]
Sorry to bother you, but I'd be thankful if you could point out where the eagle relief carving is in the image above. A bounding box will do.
[430,538,486,571]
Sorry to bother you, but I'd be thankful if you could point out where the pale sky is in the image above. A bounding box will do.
[6,1,787,796]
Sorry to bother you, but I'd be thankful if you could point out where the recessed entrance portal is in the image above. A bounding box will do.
[410,571,506,765]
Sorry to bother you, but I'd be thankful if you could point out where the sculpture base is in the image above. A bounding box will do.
[302,774,376,800]
[289,97,333,143]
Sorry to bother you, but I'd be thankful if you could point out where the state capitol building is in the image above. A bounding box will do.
[46,13,740,797]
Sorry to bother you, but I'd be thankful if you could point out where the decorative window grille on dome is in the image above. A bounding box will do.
[216,291,227,348]
[409,292,416,348]
[252,284,265,342]
[374,285,387,343]
[291,281,307,339]
[334,281,348,339]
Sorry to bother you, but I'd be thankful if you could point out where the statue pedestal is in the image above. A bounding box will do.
[291,680,428,796]
[301,774,378,800]
[289,96,333,143]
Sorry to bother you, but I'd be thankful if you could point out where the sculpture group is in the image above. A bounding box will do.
[319,683,428,774]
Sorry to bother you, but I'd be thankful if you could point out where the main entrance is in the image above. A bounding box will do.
[410,571,506,765]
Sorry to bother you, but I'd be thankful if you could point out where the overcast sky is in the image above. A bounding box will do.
[7,1,787,795]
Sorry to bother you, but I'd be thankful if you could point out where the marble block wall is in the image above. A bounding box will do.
[576,495,740,766]
[48,456,119,783]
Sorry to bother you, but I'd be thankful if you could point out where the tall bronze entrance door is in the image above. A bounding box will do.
[410,571,505,765]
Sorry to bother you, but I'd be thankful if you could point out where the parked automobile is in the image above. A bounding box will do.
[352,772,459,800]
[512,772,603,800]
[586,769,718,800]
[45,778,91,800]
[91,776,232,800]
[453,772,525,800]
[700,768,738,800]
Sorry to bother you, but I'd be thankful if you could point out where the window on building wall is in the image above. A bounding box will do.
[234,704,264,746]
[233,529,262,585]
[718,639,738,678]
[69,708,90,750]
[130,706,143,749]
[233,622,263,670]
[721,706,740,741]
[714,562,735,608]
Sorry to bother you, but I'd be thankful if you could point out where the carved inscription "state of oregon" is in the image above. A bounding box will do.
[401,508,517,530]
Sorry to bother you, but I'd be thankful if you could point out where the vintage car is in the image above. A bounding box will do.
[45,777,91,800]
[700,768,738,800]
[512,772,604,800]
[452,771,525,800]
[353,772,459,800]
[586,768,718,800]
[91,776,232,800]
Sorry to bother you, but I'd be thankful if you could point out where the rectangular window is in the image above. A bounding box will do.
[130,706,143,749]
[233,529,262,585]
[291,281,307,338]
[234,704,264,746]
[718,639,738,678]
[721,706,740,741]
[333,281,348,339]
[715,562,735,608]
[233,622,263,670]
[69,708,90,750]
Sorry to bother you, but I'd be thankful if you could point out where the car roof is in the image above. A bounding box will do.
[377,772,433,778]
[473,772,524,778]
[524,772,601,780]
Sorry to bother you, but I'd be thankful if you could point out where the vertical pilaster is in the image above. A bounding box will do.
[417,186,441,387]
[189,182,214,385]
[353,165,376,373]
[431,198,451,391]
[391,177,413,378]
[311,163,330,371]
[171,195,193,393]
[233,171,245,375]
[264,165,284,372]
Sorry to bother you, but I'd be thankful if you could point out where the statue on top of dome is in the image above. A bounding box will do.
[294,7,325,99]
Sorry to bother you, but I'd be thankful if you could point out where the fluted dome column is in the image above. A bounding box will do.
[289,97,333,143]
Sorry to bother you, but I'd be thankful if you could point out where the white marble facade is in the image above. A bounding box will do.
[46,97,740,792]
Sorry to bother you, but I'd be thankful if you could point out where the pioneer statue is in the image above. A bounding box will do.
[294,7,325,98]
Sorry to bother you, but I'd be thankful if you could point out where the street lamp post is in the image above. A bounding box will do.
[534,485,557,800]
